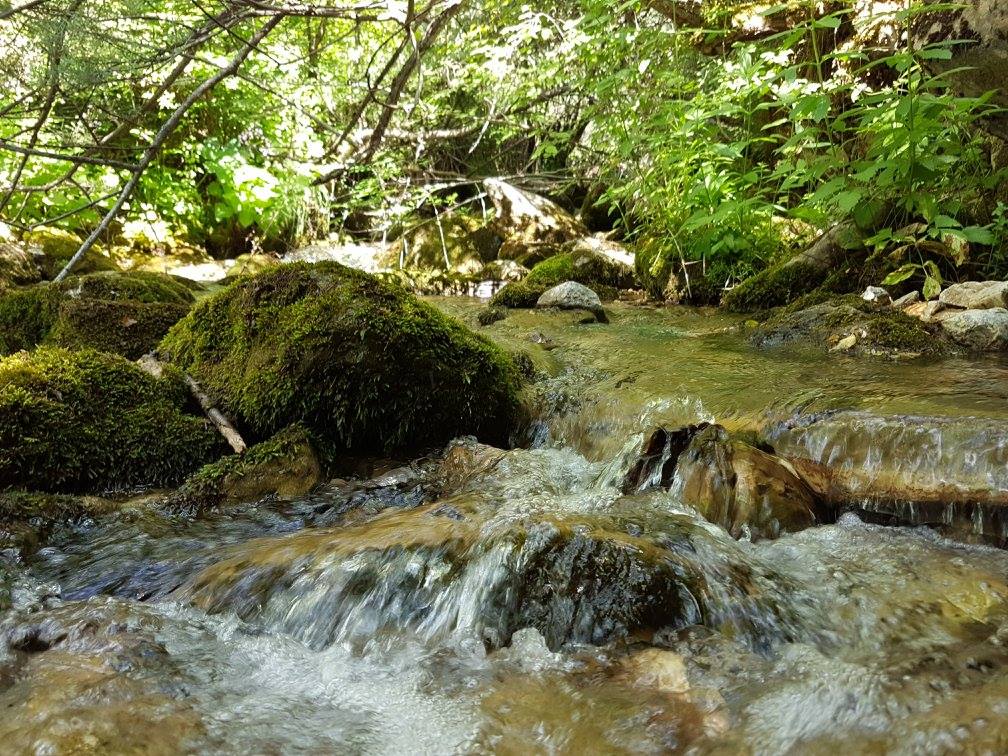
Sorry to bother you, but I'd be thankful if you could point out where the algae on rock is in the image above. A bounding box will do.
[160,262,525,457]
[0,347,222,493]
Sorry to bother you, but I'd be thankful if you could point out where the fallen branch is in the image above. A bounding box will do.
[138,353,247,454]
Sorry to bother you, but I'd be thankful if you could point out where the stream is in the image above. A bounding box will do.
[3,300,1008,754]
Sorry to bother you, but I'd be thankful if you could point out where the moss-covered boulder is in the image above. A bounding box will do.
[381,215,501,271]
[160,262,525,456]
[23,226,118,279]
[0,271,197,358]
[169,424,321,511]
[0,347,222,493]
[751,297,951,357]
[490,247,636,309]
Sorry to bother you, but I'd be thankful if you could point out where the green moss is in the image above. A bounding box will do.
[169,424,320,511]
[160,262,525,455]
[48,298,191,359]
[62,270,196,304]
[490,249,634,309]
[752,297,948,357]
[723,260,823,312]
[0,284,61,354]
[0,272,196,357]
[478,305,508,326]
[0,347,222,493]
[24,227,118,279]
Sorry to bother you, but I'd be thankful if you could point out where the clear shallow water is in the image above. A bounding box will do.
[3,301,1008,754]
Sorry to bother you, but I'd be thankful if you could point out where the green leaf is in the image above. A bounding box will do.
[882,263,917,286]
[962,225,995,245]
[923,274,941,301]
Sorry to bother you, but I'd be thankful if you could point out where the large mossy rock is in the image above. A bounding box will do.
[490,246,635,309]
[381,214,501,271]
[160,262,525,456]
[0,271,197,358]
[0,348,222,493]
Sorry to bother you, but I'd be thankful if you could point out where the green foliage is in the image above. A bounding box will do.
[160,262,525,455]
[0,347,221,492]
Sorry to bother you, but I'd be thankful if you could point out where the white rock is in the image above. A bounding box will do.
[938,281,1008,310]
[535,281,608,323]
[940,308,1008,351]
[862,286,892,306]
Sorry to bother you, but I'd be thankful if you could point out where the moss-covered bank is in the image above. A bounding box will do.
[0,347,222,493]
[751,296,950,357]
[160,262,525,456]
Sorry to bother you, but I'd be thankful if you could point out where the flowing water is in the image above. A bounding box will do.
[4,301,1008,754]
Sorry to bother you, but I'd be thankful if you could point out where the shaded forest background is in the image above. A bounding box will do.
[1,0,1006,301]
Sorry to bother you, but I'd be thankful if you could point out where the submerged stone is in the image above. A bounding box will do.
[160,262,524,457]
[0,347,222,493]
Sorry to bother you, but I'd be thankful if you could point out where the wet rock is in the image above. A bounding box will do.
[939,281,1008,310]
[183,501,799,652]
[765,410,1008,543]
[535,281,609,324]
[624,424,819,540]
[437,437,508,494]
[939,308,1008,351]
[160,262,525,456]
[169,424,322,511]
[0,600,206,752]
[674,425,819,540]
[0,491,118,557]
[0,347,222,493]
[862,286,892,307]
